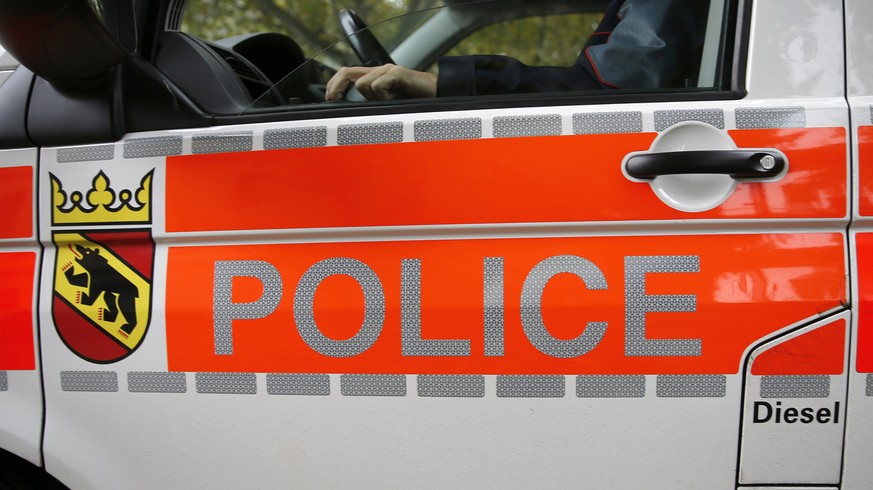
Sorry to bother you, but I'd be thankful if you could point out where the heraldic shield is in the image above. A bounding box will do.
[51,170,154,363]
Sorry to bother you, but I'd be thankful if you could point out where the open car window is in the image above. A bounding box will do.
[174,0,732,116]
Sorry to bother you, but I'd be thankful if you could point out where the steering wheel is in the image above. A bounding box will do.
[338,8,394,67]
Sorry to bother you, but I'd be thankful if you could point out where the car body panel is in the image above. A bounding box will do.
[0,0,868,487]
[39,109,850,490]
[0,148,43,467]
[842,0,873,487]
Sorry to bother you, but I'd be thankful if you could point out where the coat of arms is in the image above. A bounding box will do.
[51,170,154,363]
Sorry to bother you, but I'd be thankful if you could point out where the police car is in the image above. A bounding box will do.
[0,0,871,488]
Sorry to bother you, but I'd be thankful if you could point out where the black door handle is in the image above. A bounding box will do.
[625,150,786,180]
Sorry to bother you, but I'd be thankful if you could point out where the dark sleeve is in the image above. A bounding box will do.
[436,55,606,97]
[587,0,709,89]
[435,0,708,96]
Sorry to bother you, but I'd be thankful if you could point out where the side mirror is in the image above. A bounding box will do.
[0,0,133,89]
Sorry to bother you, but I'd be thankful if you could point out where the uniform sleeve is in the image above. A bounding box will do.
[435,0,708,96]
[436,55,605,97]
[586,0,709,89]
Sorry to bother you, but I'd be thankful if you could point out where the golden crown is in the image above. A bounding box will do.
[51,170,153,225]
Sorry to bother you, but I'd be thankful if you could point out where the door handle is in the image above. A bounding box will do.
[624,150,786,180]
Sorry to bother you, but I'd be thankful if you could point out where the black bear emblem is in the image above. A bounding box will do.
[64,244,139,335]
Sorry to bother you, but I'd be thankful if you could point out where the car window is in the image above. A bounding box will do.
[435,13,602,71]
[174,0,732,115]
[181,0,435,59]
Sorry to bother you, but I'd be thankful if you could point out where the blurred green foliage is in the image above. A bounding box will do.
[182,0,600,68]
[182,0,437,57]
[442,13,601,67]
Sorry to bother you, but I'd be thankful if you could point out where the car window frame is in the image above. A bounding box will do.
[215,0,749,125]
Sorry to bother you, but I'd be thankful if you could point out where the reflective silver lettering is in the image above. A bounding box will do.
[401,259,470,357]
[520,255,607,358]
[213,260,283,355]
[294,258,384,358]
[624,256,700,357]
[483,257,504,357]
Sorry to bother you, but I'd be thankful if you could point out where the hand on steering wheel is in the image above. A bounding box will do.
[325,64,437,101]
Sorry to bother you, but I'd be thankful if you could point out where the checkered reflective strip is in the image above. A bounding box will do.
[124,136,184,158]
[866,374,872,397]
[0,371,7,391]
[264,127,327,150]
[57,144,114,163]
[191,131,253,154]
[57,373,743,398]
[178,107,801,159]
[573,111,643,134]
[576,375,645,398]
[61,371,118,392]
[338,122,403,146]
[654,108,725,131]
[341,374,406,396]
[417,375,485,397]
[128,372,187,393]
[760,375,830,398]
[496,375,565,398]
[266,374,330,396]
[414,118,482,142]
[735,107,806,129]
[493,114,562,138]
[656,375,726,398]
[195,372,257,395]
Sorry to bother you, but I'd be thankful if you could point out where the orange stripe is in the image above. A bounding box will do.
[165,128,846,232]
[751,319,845,375]
[857,233,873,372]
[0,252,36,370]
[166,233,845,374]
[859,126,873,216]
[0,166,32,239]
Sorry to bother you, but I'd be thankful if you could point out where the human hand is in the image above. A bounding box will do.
[325,64,437,101]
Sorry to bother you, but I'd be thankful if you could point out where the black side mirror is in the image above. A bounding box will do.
[0,0,132,89]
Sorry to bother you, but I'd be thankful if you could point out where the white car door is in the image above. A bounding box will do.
[0,56,43,470]
[10,0,861,487]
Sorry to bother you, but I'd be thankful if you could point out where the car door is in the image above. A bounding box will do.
[0,57,44,470]
[843,0,873,487]
[9,0,859,487]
